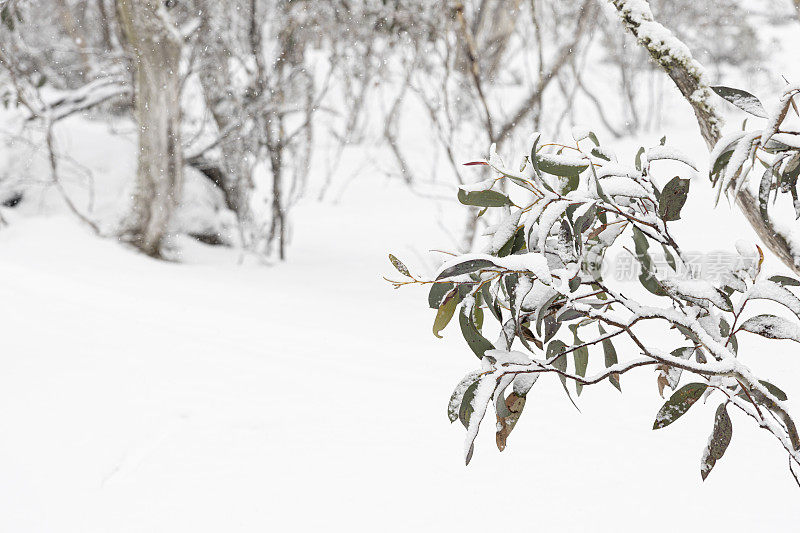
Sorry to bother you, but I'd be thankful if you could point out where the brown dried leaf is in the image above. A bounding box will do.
[496,392,526,451]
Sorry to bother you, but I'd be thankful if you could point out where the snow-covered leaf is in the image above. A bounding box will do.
[436,259,495,280]
[464,374,496,465]
[711,85,767,118]
[646,146,697,171]
[746,279,800,320]
[458,380,480,429]
[769,275,800,287]
[653,383,708,429]
[700,403,733,481]
[738,314,800,343]
[536,153,589,177]
[429,281,454,309]
[388,254,411,277]
[448,372,481,423]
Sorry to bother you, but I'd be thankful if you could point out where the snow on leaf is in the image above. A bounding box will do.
[653,383,708,429]
[536,153,589,176]
[717,132,760,203]
[428,281,455,309]
[709,131,747,179]
[436,258,496,281]
[448,371,481,423]
[711,86,767,118]
[594,176,649,198]
[746,279,800,320]
[388,254,411,277]
[464,373,498,465]
[769,275,800,287]
[459,178,496,192]
[646,146,697,171]
[700,403,733,481]
[432,290,459,338]
[495,254,552,285]
[738,314,800,343]
[661,278,729,311]
[536,201,571,253]
[770,133,800,149]
[489,210,523,254]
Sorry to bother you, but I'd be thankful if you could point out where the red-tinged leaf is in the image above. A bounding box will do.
[463,161,489,166]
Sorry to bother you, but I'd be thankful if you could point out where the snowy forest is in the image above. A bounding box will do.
[1,0,800,530]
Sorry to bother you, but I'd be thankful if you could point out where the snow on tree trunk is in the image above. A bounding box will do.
[610,0,800,276]
[116,0,182,257]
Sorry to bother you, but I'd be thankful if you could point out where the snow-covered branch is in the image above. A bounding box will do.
[391,130,800,482]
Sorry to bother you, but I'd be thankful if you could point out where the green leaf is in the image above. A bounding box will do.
[711,86,768,118]
[710,150,733,182]
[437,259,496,280]
[428,282,454,309]
[574,204,596,235]
[635,147,646,171]
[536,153,589,177]
[653,383,708,429]
[758,166,774,221]
[457,188,511,207]
[632,226,666,296]
[433,291,459,338]
[480,282,502,322]
[590,147,610,162]
[388,254,411,277]
[701,403,733,481]
[770,275,800,287]
[448,372,480,422]
[458,381,480,429]
[658,177,690,221]
[759,380,788,401]
[459,305,495,359]
[573,345,588,396]
[598,324,620,391]
[548,339,579,410]
[498,227,525,257]
[661,244,677,271]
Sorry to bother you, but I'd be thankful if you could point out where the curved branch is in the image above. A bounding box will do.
[609,0,800,276]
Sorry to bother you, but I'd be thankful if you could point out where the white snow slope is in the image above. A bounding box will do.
[0,170,799,531]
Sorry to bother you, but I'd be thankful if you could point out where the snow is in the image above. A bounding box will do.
[746,279,800,318]
[646,145,697,171]
[1,154,799,532]
[3,4,800,530]
[595,176,649,198]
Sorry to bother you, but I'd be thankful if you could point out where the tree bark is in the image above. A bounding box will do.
[610,0,800,275]
[116,0,183,257]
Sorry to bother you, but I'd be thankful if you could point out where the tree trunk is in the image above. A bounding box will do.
[116,0,182,257]
[610,0,800,275]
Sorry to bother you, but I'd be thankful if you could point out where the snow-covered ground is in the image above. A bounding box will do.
[1,149,799,531]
